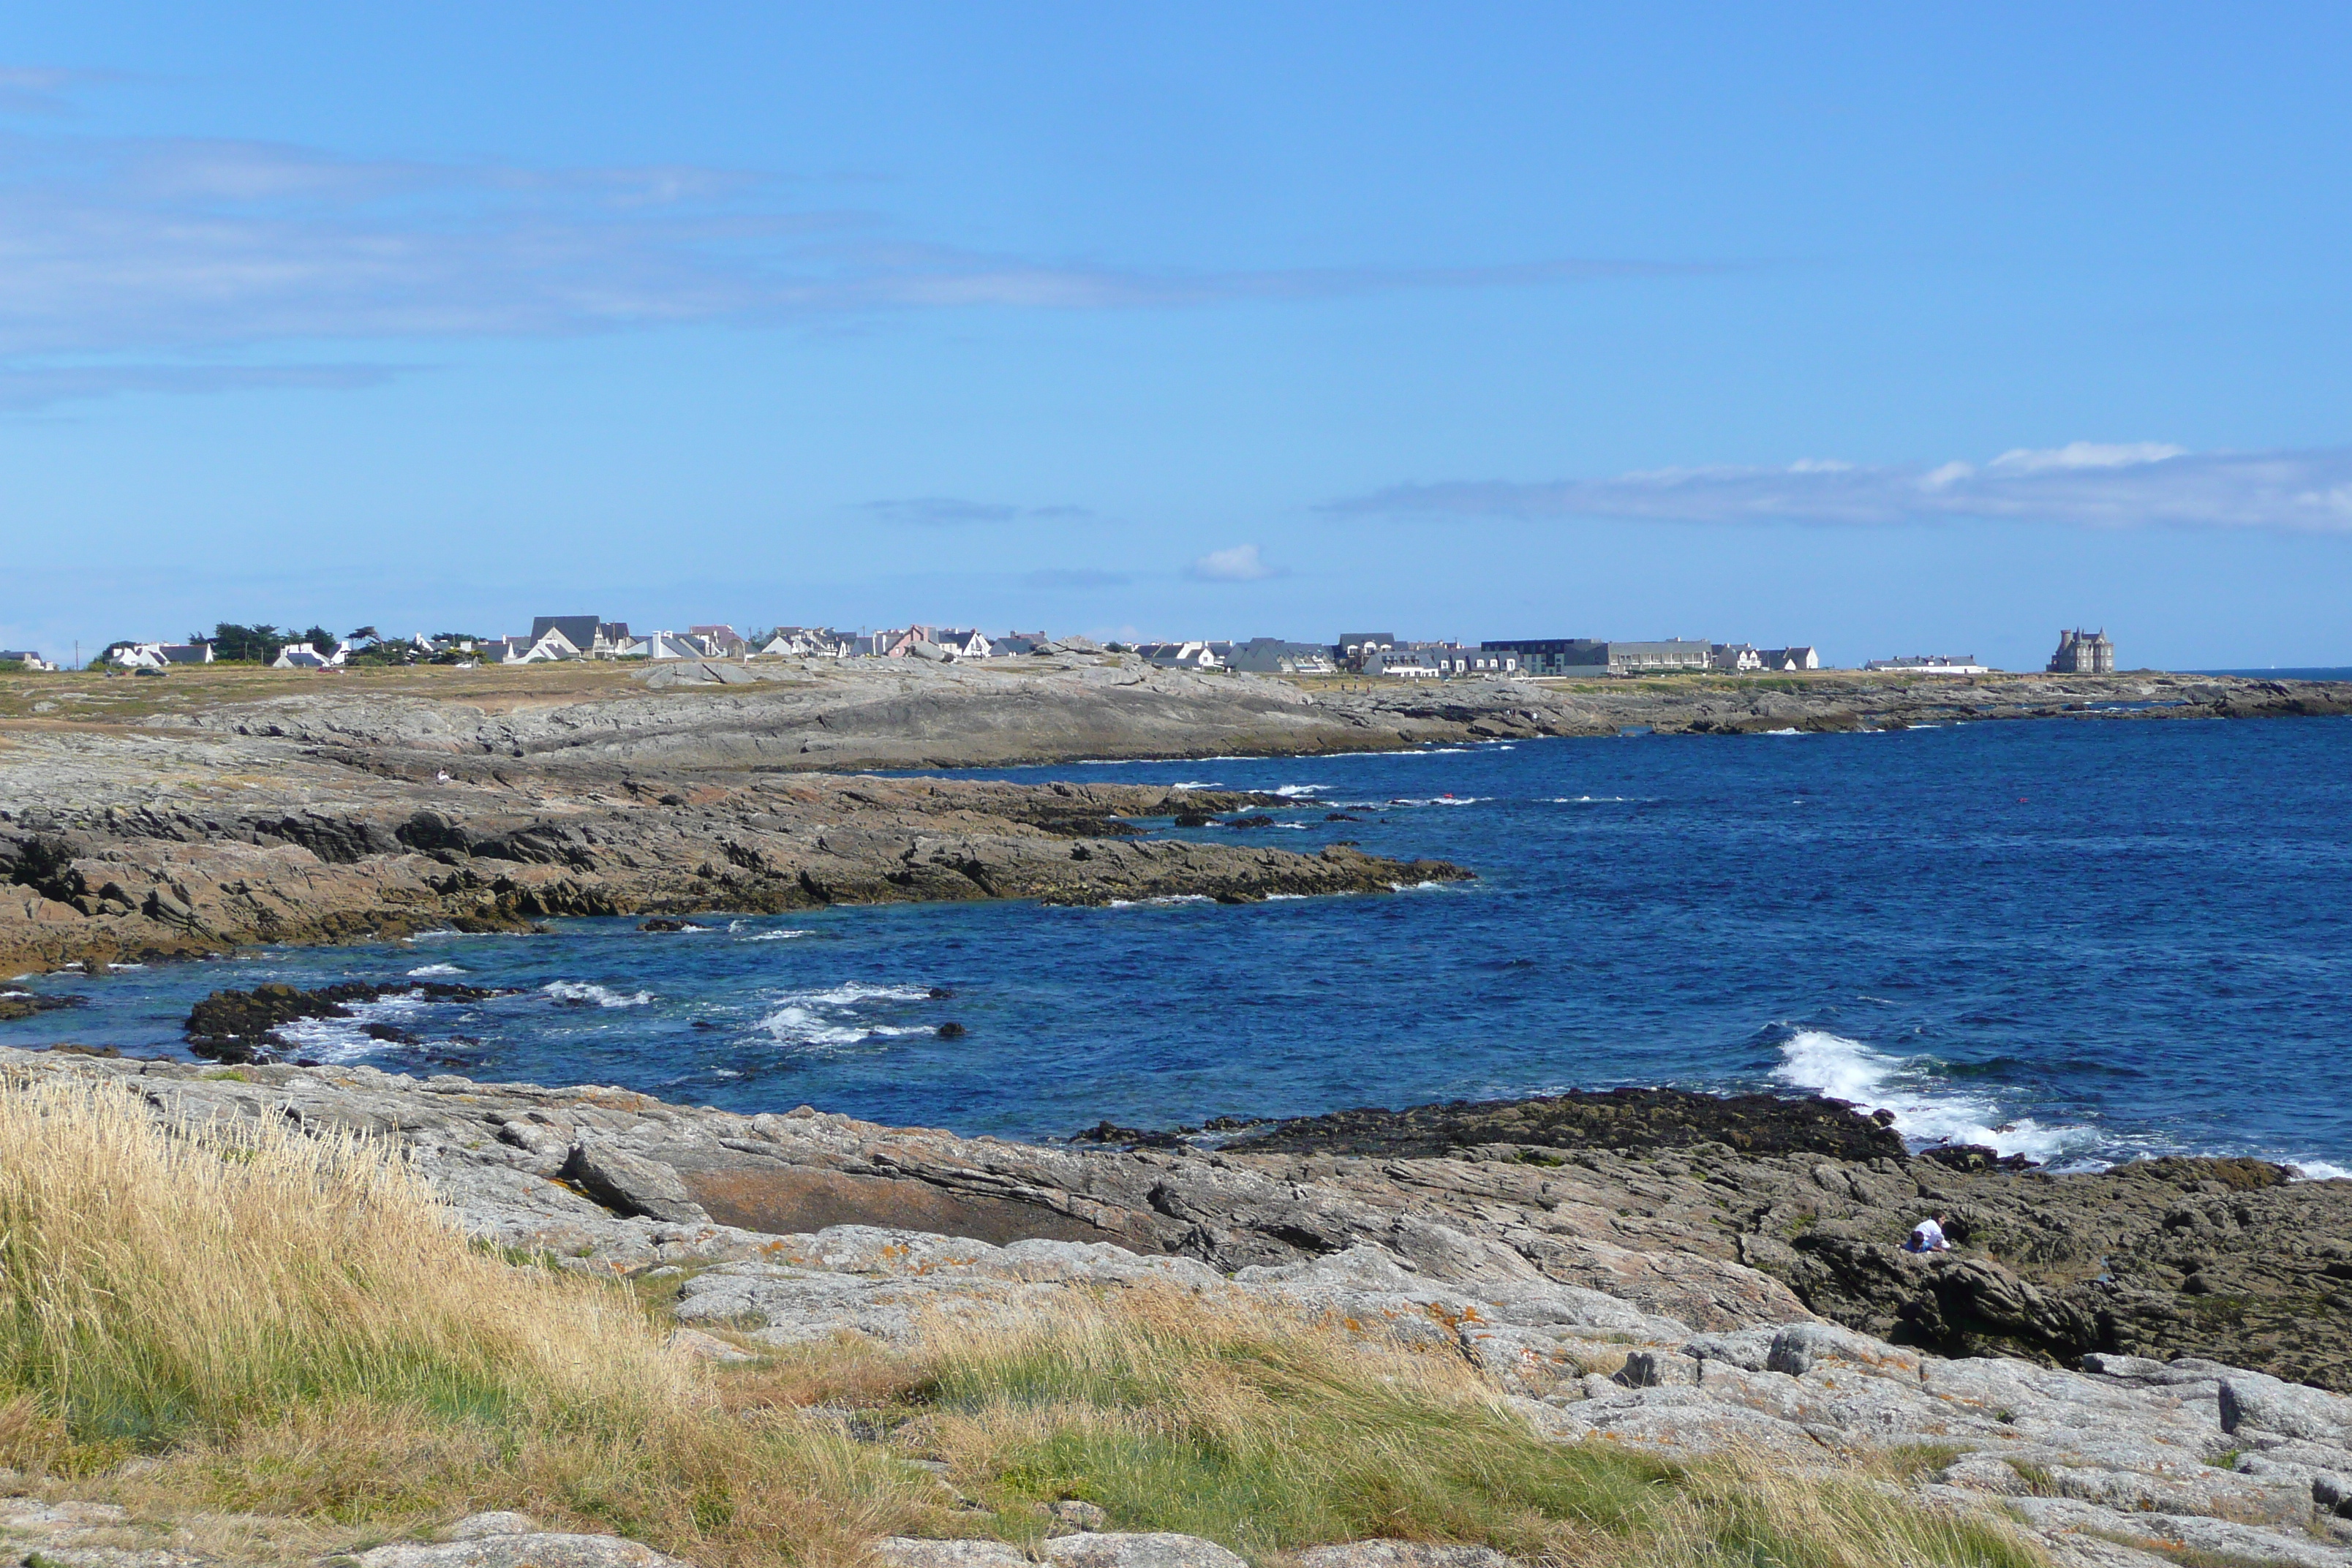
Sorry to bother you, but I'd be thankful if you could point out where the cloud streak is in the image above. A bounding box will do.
[0,361,402,411]
[855,497,1101,526]
[1023,567,1130,589]
[1329,444,2352,534]
[0,121,1711,406]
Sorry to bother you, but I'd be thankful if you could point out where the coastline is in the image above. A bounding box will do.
[10,1043,2343,1390]
[20,1044,2352,1567]
[4,657,2345,977]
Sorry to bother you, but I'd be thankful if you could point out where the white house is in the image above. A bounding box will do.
[755,627,851,658]
[1428,647,1519,677]
[111,642,214,669]
[271,642,338,669]
[1135,641,1223,671]
[1758,647,1822,671]
[1362,648,1442,678]
[499,627,584,663]
[1,650,56,671]
[1863,654,1989,675]
[932,629,992,660]
[688,625,746,657]
[623,631,705,661]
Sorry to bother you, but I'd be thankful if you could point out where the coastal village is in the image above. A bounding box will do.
[44,622,2119,678]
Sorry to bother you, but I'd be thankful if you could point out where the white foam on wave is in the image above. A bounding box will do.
[1263,892,1311,901]
[754,981,939,1052]
[1164,781,1223,791]
[1273,784,1326,797]
[801,982,932,1005]
[1769,1028,2099,1164]
[541,981,654,1009]
[738,929,810,941]
[1105,894,1217,909]
[271,992,435,1064]
[1551,795,1634,804]
[2290,1160,2352,1183]
[407,963,465,976]
[1763,728,1805,736]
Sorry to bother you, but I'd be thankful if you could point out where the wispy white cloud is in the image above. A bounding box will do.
[0,67,115,116]
[856,497,1022,527]
[0,361,401,410]
[0,121,1711,408]
[855,497,1100,526]
[1329,444,2352,534]
[1024,567,1129,589]
[1188,543,1278,581]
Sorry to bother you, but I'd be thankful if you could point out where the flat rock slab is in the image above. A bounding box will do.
[1297,1543,1514,1568]
[872,1544,1030,1568]
[1042,1533,1250,1568]
[2003,1493,2352,1568]
[355,1533,693,1568]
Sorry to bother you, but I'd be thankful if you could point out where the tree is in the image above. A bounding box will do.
[348,625,380,644]
[212,623,286,663]
[301,626,336,652]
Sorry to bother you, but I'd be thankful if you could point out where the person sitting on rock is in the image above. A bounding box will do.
[1904,1214,1952,1254]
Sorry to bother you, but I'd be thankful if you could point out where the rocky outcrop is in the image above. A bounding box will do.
[1235,1086,1911,1162]
[182,979,516,1063]
[92,659,2352,770]
[10,1048,2348,1389]
[8,1048,2352,1566]
[0,766,1464,974]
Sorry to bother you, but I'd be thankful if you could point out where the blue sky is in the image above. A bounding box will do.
[3,4,2350,668]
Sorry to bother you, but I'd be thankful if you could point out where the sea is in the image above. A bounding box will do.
[8,704,2352,1175]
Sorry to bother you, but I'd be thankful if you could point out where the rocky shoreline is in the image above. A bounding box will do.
[3,656,2344,978]
[0,766,1464,974]
[10,1044,2343,1391]
[7,1046,2352,1567]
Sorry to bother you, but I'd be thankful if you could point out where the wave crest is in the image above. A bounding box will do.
[1768,1028,2097,1165]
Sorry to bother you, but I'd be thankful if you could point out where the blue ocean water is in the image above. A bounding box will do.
[8,716,2352,1172]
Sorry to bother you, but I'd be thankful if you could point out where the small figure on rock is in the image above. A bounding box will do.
[1903,1213,1953,1254]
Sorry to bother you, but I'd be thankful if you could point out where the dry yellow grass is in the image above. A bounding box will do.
[0,1074,690,1452]
[0,1074,2040,1568]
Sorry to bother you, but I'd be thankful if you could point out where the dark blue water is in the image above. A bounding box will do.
[9,717,2352,1172]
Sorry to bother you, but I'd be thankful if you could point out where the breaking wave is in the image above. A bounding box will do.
[541,981,654,1009]
[407,963,464,976]
[1768,1028,2099,1165]
[271,992,438,1063]
[755,982,941,1052]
